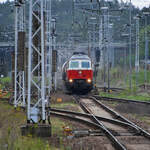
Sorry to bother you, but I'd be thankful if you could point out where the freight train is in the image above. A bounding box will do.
[62,52,93,93]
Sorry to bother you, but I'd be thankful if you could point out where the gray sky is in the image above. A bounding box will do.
[119,0,150,9]
[0,0,150,9]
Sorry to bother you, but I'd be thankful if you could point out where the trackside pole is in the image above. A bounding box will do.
[14,1,26,108]
[21,0,51,137]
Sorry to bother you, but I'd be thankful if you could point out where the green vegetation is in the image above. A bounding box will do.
[0,101,74,150]
[125,69,150,87]
[14,138,52,150]
[0,77,12,98]
[0,0,150,77]
[132,114,150,126]
[100,91,150,101]
[12,136,66,150]
[123,69,150,89]
[0,102,25,150]
[99,69,150,102]
[0,77,11,89]
[0,1,14,26]
[139,25,150,60]
[1,0,150,43]
[51,101,76,108]
[99,67,150,87]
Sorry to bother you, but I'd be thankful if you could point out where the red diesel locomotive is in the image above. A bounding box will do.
[62,52,93,93]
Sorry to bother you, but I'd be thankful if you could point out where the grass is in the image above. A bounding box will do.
[0,77,11,83]
[138,116,150,125]
[99,90,150,102]
[97,68,150,87]
[14,137,48,150]
[13,137,63,150]
[2,92,12,98]
[0,101,74,150]
[51,101,77,108]
[0,77,12,98]
[124,69,150,88]
[0,102,25,150]
[51,117,73,136]
[0,77,11,89]
[98,68,150,101]
[132,114,150,126]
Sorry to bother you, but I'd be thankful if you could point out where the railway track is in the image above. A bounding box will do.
[94,95,150,105]
[1,95,150,149]
[71,95,150,150]
[50,108,139,136]
[97,87,125,92]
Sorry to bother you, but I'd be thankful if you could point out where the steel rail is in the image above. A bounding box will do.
[73,96,127,150]
[50,111,137,136]
[90,96,150,140]
[97,87,125,91]
[51,108,139,133]
[94,95,150,105]
[50,111,105,129]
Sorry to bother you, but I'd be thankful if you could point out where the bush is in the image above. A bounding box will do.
[0,77,11,89]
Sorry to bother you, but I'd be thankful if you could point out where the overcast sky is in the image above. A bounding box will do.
[119,0,150,9]
[0,0,150,9]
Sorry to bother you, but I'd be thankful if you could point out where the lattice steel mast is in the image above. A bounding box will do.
[27,0,51,123]
[45,0,52,95]
[14,0,26,108]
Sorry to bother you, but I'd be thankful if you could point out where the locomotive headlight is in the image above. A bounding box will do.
[78,71,82,74]
[87,78,92,83]
[69,79,73,83]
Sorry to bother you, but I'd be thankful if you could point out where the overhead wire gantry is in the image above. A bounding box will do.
[13,0,52,136]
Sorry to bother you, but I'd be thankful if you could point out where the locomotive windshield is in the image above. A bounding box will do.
[81,61,90,68]
[70,61,79,68]
[69,60,91,69]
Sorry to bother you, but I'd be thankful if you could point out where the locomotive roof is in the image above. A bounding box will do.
[70,54,90,60]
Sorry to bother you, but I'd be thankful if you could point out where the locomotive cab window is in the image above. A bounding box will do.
[81,61,90,69]
[69,61,79,68]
